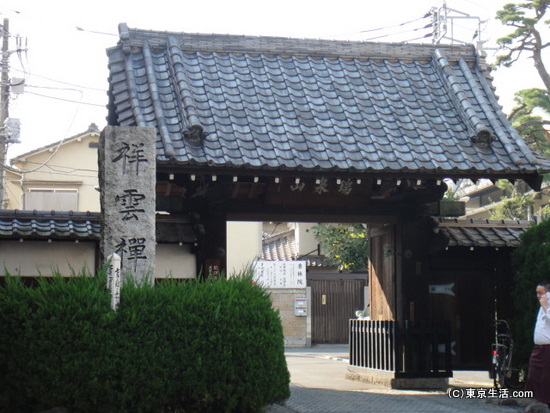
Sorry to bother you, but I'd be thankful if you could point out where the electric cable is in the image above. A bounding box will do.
[19,161,98,174]
[75,26,117,37]
[25,91,105,107]
[11,67,106,92]
[404,33,434,43]
[362,23,433,42]
[332,12,432,41]
[360,12,431,34]
[12,160,99,177]
[15,86,84,175]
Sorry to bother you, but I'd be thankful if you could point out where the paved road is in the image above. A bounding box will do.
[266,345,548,413]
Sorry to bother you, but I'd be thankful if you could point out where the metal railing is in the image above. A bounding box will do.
[349,319,452,378]
[349,319,397,371]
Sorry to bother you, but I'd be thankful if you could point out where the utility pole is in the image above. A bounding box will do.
[0,18,9,209]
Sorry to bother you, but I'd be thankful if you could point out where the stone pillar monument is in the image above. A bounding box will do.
[99,126,156,284]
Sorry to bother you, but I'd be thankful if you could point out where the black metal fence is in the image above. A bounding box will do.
[349,319,452,378]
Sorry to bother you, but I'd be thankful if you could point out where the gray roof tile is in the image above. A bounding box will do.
[262,230,297,262]
[0,211,198,244]
[437,218,531,248]
[0,211,101,240]
[107,27,550,179]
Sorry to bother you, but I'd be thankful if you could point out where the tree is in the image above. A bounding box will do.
[507,88,550,155]
[488,1,550,218]
[496,1,550,154]
[511,218,550,371]
[496,0,550,90]
[312,223,368,271]
[489,180,534,220]
[496,3,550,369]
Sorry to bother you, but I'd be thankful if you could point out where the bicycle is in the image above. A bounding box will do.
[489,319,521,389]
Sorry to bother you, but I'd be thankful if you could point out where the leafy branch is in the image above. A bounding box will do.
[312,224,368,271]
[496,0,550,93]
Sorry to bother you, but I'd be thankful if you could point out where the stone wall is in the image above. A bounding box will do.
[269,288,311,347]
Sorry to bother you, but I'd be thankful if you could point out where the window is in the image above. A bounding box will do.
[25,188,78,211]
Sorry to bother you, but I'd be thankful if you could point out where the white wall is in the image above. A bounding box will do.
[0,240,96,276]
[226,221,262,276]
[0,240,198,279]
[156,244,196,278]
[295,222,318,256]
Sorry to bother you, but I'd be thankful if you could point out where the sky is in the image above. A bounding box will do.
[1,0,547,160]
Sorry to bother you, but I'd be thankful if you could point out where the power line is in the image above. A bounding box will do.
[12,160,98,175]
[329,11,432,41]
[360,13,431,34]
[11,67,106,92]
[404,33,434,43]
[75,26,117,37]
[25,91,106,107]
[27,84,89,93]
[0,7,21,15]
[362,23,433,42]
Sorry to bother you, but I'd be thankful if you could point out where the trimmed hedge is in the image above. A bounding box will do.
[511,218,550,371]
[0,270,290,413]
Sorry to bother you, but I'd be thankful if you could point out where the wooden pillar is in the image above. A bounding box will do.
[368,223,397,321]
[196,210,227,279]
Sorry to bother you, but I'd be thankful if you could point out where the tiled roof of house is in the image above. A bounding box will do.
[262,229,297,261]
[437,218,531,248]
[0,210,101,240]
[10,124,100,163]
[0,210,198,244]
[106,25,550,182]
[261,229,335,266]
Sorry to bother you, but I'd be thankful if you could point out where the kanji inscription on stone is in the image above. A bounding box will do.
[99,126,156,284]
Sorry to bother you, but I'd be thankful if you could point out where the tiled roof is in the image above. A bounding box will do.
[0,210,101,240]
[10,124,100,163]
[437,218,531,248]
[262,230,297,261]
[0,210,198,244]
[262,229,334,266]
[107,25,550,181]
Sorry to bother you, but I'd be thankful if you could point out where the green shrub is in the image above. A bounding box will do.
[511,218,550,371]
[0,270,289,413]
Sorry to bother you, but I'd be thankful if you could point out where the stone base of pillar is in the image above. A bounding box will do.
[346,366,449,390]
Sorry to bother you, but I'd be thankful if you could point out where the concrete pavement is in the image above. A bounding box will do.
[265,345,549,413]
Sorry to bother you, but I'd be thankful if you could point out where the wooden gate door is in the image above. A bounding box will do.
[310,278,365,344]
[429,271,494,370]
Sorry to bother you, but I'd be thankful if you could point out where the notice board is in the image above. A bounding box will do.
[253,261,306,289]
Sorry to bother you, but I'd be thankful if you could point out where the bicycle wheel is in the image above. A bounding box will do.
[490,348,498,383]
[504,369,523,389]
[494,351,506,389]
